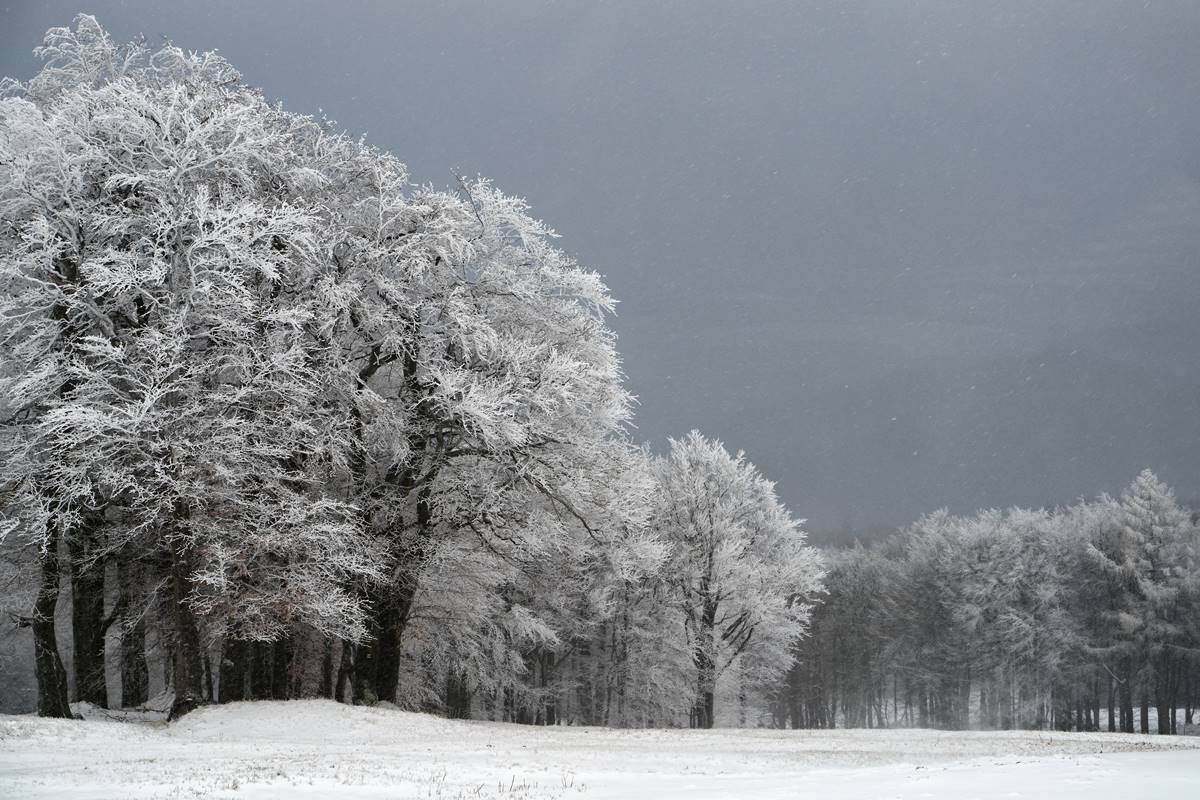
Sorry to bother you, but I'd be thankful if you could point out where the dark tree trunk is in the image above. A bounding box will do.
[958,667,971,731]
[486,688,497,722]
[1119,662,1134,733]
[346,330,434,706]
[219,638,248,703]
[366,479,432,705]
[366,588,409,704]
[33,251,84,720]
[33,524,73,718]
[1156,651,1172,735]
[336,640,354,703]
[68,521,108,708]
[321,637,335,699]
[1107,674,1116,732]
[168,545,204,721]
[445,667,472,719]
[202,652,215,702]
[271,635,293,700]
[542,650,557,726]
[117,562,148,708]
[1184,668,1193,725]
[382,575,423,704]
[353,576,419,706]
[693,686,715,729]
[999,672,1013,730]
[352,631,376,704]
[119,630,148,708]
[250,641,272,699]
[1168,657,1179,735]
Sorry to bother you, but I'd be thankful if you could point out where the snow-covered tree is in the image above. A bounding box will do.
[777,486,1200,735]
[785,542,896,729]
[954,508,1076,729]
[308,133,635,707]
[1088,470,1199,733]
[1,16,637,718]
[1054,494,1123,731]
[654,431,823,728]
[0,16,387,717]
[281,58,636,707]
[547,446,696,727]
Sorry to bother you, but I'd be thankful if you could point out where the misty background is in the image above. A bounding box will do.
[3,0,1198,541]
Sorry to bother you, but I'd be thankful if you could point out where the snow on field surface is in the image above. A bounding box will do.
[2,700,1198,799]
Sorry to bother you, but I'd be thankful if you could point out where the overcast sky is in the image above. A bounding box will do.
[4,1,1199,539]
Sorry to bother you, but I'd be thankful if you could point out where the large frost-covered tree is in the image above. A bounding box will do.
[0,16,392,717]
[0,16,636,719]
[316,164,634,705]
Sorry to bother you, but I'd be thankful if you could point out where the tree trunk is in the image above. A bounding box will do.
[1168,657,1179,735]
[118,562,148,708]
[219,638,248,703]
[958,667,971,731]
[693,598,718,729]
[368,478,432,704]
[369,589,408,704]
[353,573,421,706]
[33,252,85,720]
[250,641,272,699]
[1156,650,1172,735]
[347,335,435,706]
[271,636,293,700]
[445,666,472,719]
[167,545,204,721]
[1119,662,1134,733]
[1185,669,1194,725]
[202,652,215,702]
[68,522,108,708]
[321,637,335,699]
[978,683,989,730]
[33,524,73,718]
[542,650,557,726]
[336,640,354,703]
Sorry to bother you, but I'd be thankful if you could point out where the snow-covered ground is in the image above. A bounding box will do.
[1,700,1197,799]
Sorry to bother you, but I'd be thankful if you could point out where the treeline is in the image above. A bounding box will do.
[4,18,1196,737]
[0,18,821,726]
[778,470,1200,734]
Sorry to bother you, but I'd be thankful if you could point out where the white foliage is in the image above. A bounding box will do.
[654,431,824,720]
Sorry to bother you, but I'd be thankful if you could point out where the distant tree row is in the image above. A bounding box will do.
[0,17,821,725]
[778,469,1200,734]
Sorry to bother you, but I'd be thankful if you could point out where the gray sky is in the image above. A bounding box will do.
[4,1,1199,539]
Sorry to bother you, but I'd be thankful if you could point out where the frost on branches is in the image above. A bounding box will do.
[3,15,1192,738]
[654,431,824,728]
[0,16,388,718]
[3,17,822,728]
[780,475,1200,734]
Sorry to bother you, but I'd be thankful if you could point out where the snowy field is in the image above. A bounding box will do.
[1,700,1198,799]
